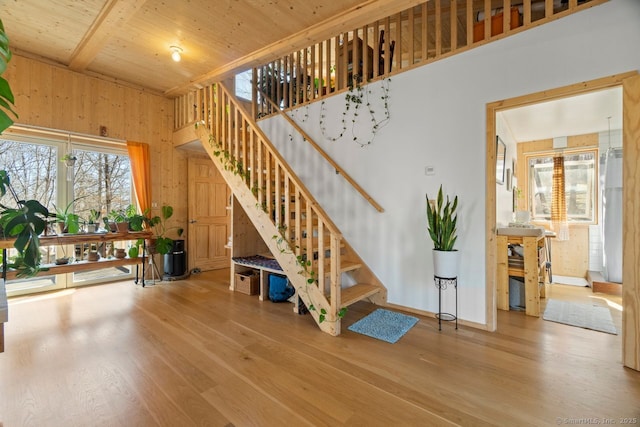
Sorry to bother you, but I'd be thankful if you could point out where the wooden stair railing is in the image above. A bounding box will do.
[248,0,605,120]
[173,0,604,130]
[194,82,387,336]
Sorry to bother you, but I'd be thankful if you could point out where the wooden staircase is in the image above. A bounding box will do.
[194,82,386,335]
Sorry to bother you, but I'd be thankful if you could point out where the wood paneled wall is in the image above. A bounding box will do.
[3,54,187,234]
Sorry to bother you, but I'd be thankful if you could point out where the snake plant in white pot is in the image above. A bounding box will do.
[426,185,459,278]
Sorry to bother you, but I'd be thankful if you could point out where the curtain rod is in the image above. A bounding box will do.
[6,123,126,146]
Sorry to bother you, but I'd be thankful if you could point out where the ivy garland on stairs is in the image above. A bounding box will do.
[195,121,247,180]
[272,226,347,323]
[194,121,346,324]
[319,74,391,147]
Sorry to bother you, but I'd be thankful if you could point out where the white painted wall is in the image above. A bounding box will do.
[259,0,640,325]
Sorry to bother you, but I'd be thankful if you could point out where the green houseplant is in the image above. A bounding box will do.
[86,208,101,232]
[0,19,18,134]
[0,171,49,277]
[52,200,81,234]
[146,205,183,255]
[426,185,459,278]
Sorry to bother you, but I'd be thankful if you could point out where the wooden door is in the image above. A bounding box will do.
[623,73,640,371]
[188,157,230,271]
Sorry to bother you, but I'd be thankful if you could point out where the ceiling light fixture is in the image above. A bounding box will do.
[170,46,182,62]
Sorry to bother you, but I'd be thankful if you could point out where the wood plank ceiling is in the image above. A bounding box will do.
[1,0,424,97]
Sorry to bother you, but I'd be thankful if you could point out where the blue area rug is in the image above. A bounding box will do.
[348,309,419,343]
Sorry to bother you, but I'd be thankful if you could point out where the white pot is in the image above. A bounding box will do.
[433,249,459,279]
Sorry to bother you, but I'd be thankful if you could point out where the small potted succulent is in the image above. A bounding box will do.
[86,208,101,233]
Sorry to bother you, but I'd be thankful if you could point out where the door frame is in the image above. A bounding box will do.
[485,71,639,370]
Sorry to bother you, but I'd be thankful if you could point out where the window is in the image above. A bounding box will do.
[235,69,253,101]
[528,150,596,222]
[0,133,134,295]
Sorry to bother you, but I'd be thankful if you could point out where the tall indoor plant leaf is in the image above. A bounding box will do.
[426,185,458,251]
[0,19,18,135]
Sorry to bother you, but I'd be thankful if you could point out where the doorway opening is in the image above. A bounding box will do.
[484,72,639,370]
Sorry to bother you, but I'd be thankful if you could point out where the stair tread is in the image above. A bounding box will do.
[339,283,380,307]
[338,260,361,272]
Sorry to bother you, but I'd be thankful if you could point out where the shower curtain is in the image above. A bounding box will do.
[602,148,623,283]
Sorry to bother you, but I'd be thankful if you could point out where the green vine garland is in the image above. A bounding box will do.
[272,227,347,323]
[319,74,390,147]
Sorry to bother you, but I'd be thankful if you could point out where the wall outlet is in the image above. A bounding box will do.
[425,166,435,176]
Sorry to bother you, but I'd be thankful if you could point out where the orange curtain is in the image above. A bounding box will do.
[126,141,151,215]
[551,156,569,241]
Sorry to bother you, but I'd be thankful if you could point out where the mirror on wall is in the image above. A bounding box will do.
[496,136,506,184]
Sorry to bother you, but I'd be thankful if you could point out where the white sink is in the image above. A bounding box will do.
[497,227,545,237]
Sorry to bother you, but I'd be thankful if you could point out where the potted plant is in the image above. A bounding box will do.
[426,185,459,278]
[107,206,130,233]
[52,200,81,234]
[86,208,101,233]
[61,153,77,167]
[146,205,184,255]
[0,170,49,277]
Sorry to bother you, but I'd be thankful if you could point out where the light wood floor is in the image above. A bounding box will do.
[1,270,638,426]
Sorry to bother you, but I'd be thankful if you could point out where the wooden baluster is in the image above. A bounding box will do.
[523,0,532,25]
[466,0,473,46]
[484,0,491,40]
[324,39,331,95]
[395,12,401,70]
[408,7,415,65]
[373,21,380,77]
[504,0,511,34]
[383,17,390,73]
[308,44,322,101]
[435,0,442,56]
[545,0,553,18]
[257,136,264,208]
[362,24,370,81]
[317,219,325,296]
[450,0,457,53]
[422,2,429,60]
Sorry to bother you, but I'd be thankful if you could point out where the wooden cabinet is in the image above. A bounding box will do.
[497,231,548,317]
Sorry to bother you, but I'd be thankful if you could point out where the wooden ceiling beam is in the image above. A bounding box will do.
[69,0,148,71]
[164,0,427,97]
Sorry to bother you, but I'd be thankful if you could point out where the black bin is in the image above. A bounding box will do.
[164,239,186,277]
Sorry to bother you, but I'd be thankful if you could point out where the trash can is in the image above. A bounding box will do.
[509,276,525,311]
[164,239,186,277]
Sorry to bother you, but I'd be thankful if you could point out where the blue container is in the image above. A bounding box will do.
[268,274,294,302]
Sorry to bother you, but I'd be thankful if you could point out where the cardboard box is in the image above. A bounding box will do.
[235,271,259,295]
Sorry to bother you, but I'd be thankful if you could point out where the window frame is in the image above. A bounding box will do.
[1,128,136,296]
[525,148,598,225]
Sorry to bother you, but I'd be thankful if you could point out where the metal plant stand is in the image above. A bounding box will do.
[434,275,458,331]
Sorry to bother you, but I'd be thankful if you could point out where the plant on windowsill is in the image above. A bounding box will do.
[426,184,459,279]
[52,199,81,234]
[85,208,101,233]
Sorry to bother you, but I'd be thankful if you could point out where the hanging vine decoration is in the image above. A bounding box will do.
[195,122,248,179]
[272,227,347,323]
[319,74,391,147]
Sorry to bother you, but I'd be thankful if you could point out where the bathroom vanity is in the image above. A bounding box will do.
[497,227,548,317]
